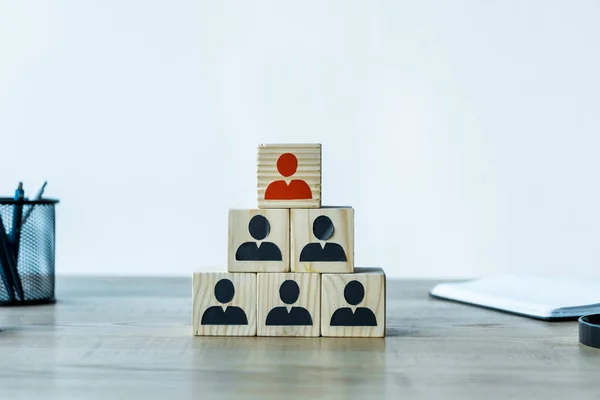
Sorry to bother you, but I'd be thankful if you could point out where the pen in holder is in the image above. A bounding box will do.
[0,197,59,305]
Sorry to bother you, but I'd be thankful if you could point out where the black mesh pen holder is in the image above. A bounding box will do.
[0,198,59,306]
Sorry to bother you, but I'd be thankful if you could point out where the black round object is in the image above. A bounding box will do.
[579,314,600,349]
[214,279,235,304]
[248,215,270,240]
[344,280,365,305]
[312,215,334,241]
[279,280,300,305]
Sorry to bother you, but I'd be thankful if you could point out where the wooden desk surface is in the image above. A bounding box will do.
[0,277,598,399]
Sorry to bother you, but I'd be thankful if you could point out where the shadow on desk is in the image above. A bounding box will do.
[191,337,389,397]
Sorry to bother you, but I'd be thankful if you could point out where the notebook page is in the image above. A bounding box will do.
[430,274,600,318]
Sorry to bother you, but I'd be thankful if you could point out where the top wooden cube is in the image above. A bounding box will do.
[257,144,321,209]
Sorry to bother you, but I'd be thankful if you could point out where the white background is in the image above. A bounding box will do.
[1,1,599,278]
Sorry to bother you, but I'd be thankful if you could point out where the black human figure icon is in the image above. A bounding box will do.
[201,279,248,325]
[235,215,283,261]
[265,280,313,326]
[330,280,377,327]
[299,215,347,262]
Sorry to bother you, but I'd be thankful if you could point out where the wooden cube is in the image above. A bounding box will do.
[257,272,321,337]
[290,207,354,273]
[228,209,289,273]
[257,143,321,209]
[321,268,386,337]
[193,272,257,336]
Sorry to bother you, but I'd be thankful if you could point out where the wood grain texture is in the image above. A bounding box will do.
[228,209,289,273]
[1,277,599,400]
[257,273,320,337]
[290,207,354,273]
[321,267,385,337]
[192,272,256,336]
[257,143,321,209]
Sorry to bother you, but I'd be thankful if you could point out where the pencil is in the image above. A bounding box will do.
[21,181,47,228]
[9,182,25,300]
[0,214,16,301]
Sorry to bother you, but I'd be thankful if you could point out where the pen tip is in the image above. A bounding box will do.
[18,182,23,190]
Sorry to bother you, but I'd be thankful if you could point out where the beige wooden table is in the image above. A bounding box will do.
[0,277,598,399]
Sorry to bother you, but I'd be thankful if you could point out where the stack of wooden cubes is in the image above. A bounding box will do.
[192,144,386,337]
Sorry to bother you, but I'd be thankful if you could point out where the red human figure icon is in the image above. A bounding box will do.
[264,153,312,200]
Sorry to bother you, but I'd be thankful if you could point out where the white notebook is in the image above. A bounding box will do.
[430,274,600,320]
